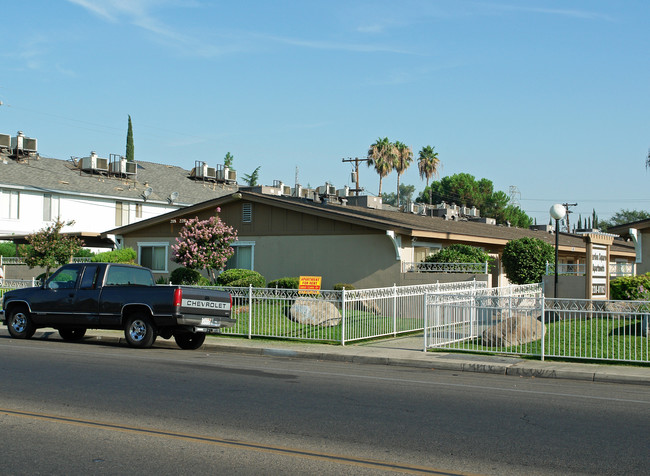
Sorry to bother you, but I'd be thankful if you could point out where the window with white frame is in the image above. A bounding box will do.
[43,194,60,221]
[0,189,20,219]
[138,242,168,272]
[226,241,255,270]
[135,203,143,218]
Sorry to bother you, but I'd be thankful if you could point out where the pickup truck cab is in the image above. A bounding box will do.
[0,263,234,350]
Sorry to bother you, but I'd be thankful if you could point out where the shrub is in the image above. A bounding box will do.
[92,248,137,264]
[0,241,17,257]
[267,277,300,289]
[170,267,203,285]
[333,283,355,291]
[424,244,491,264]
[216,269,265,288]
[75,248,95,258]
[502,237,554,284]
[610,274,650,300]
[155,276,169,285]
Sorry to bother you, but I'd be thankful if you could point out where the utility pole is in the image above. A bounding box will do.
[341,157,364,196]
[562,202,578,233]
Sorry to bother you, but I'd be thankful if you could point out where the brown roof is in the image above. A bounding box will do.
[107,191,636,257]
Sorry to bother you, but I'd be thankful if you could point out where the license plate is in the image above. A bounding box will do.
[201,318,220,326]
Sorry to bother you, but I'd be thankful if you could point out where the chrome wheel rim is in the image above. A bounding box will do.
[11,313,27,333]
[128,320,147,342]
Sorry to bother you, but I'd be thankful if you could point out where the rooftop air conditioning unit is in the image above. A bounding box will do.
[0,134,10,149]
[11,131,37,154]
[282,185,291,195]
[206,167,216,179]
[327,185,336,195]
[227,169,236,181]
[336,186,350,198]
[80,151,109,172]
[293,185,303,197]
[110,157,136,176]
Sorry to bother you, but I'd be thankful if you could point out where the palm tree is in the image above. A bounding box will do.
[417,145,440,205]
[367,137,396,197]
[393,141,413,207]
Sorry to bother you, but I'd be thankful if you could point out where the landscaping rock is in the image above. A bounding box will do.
[290,298,341,327]
[482,315,544,347]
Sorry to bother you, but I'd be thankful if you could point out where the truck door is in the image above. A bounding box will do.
[29,266,82,325]
[72,264,102,326]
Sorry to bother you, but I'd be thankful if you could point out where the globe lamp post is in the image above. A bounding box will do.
[549,204,566,298]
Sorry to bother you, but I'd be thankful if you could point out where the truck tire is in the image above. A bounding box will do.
[124,314,157,348]
[173,332,206,350]
[7,307,36,339]
[58,327,87,341]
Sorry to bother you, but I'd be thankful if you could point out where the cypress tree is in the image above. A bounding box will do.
[126,115,134,162]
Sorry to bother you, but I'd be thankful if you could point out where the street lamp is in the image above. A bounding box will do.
[549,204,566,298]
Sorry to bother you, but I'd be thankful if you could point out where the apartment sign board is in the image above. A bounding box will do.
[591,244,607,298]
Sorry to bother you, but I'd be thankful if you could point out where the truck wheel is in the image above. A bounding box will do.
[58,327,87,341]
[7,307,36,339]
[173,332,206,350]
[124,314,157,348]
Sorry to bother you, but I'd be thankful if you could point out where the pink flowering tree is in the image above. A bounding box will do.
[171,209,238,284]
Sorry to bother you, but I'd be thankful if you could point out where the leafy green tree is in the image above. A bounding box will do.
[592,209,599,229]
[502,237,554,284]
[424,244,491,264]
[224,152,234,169]
[126,115,134,162]
[171,209,238,283]
[382,184,416,207]
[18,218,83,278]
[367,137,397,197]
[242,166,261,186]
[599,209,650,231]
[416,173,532,228]
[393,141,413,207]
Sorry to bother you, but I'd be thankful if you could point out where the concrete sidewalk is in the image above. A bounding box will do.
[32,329,650,386]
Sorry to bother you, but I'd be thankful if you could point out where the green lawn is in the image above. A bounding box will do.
[224,301,422,342]
[440,317,649,362]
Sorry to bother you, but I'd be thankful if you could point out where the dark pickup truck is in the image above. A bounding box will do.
[0,263,234,350]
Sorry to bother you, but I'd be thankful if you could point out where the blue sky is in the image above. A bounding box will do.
[1,1,648,226]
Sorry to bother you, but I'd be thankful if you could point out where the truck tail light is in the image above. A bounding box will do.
[173,288,183,308]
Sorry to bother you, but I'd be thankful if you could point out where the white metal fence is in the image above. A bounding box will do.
[402,261,489,274]
[424,285,650,363]
[544,261,635,277]
[211,281,487,344]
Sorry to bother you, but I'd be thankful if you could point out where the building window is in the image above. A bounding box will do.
[135,203,143,218]
[242,203,252,223]
[226,241,255,270]
[43,194,60,221]
[138,242,168,272]
[115,201,130,226]
[413,242,442,263]
[0,189,20,219]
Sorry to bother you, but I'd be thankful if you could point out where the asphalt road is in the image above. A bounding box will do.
[1,336,649,475]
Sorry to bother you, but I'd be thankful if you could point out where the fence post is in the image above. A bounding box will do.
[484,260,488,274]
[341,287,346,346]
[423,292,428,352]
[248,284,253,339]
[393,284,397,337]
[541,282,545,361]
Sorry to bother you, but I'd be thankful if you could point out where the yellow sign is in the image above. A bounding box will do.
[299,276,322,294]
